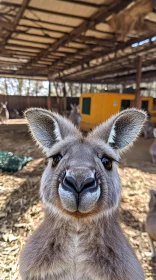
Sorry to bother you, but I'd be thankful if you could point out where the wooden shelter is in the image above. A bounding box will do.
[0,0,155,85]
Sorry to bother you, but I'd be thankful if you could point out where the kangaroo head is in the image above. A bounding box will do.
[1,102,7,109]
[70,104,79,113]
[25,108,146,220]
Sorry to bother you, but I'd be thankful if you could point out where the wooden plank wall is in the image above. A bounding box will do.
[0,95,79,115]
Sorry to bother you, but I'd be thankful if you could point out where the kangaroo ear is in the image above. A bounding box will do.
[25,108,80,152]
[89,109,147,153]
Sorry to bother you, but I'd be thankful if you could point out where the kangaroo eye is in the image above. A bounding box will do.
[101,156,112,171]
[52,154,62,167]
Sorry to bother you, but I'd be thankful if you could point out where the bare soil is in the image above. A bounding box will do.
[0,124,156,280]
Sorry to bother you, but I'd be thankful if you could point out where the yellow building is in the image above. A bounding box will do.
[80,92,156,131]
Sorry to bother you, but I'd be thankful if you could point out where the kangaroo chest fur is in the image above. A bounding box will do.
[20,216,144,280]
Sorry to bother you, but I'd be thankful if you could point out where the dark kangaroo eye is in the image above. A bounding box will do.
[52,154,62,167]
[101,156,112,171]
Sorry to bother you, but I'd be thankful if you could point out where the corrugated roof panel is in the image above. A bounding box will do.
[24,27,64,38]
[24,9,83,27]
[58,47,77,53]
[6,46,41,53]
[19,19,73,32]
[29,0,97,18]
[8,39,48,48]
[12,32,56,43]
[95,22,114,33]
[85,29,113,39]
[67,42,87,49]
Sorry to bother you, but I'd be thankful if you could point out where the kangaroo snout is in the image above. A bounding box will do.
[63,173,97,194]
[59,169,101,214]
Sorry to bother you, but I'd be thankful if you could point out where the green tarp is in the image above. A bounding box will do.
[0,151,33,172]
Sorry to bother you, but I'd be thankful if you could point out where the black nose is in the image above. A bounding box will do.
[62,175,97,195]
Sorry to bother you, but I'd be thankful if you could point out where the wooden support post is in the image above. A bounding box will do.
[47,81,51,110]
[26,96,30,108]
[62,83,67,112]
[80,83,83,94]
[135,56,142,109]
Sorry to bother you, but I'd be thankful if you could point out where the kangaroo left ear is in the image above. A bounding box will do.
[25,108,81,153]
[89,109,147,153]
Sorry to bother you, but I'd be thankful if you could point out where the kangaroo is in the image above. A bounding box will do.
[0,102,9,124]
[9,108,19,119]
[145,190,156,258]
[20,108,146,280]
[69,104,81,128]
[143,119,154,139]
[149,128,156,163]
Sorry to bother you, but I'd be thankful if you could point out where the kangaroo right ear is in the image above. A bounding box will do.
[25,108,80,152]
[89,109,146,154]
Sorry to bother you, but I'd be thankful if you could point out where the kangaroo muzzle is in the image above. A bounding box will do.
[58,169,101,214]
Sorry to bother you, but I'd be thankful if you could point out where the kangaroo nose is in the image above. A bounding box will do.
[62,175,97,195]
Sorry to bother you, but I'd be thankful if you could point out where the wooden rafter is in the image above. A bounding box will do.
[50,34,156,79]
[0,0,155,84]
[0,0,31,51]
[1,2,89,21]
[16,0,134,74]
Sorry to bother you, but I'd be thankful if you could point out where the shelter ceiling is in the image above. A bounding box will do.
[0,0,156,83]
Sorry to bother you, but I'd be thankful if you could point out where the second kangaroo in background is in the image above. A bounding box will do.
[145,190,156,258]
[149,128,156,163]
[0,102,9,124]
[69,103,81,127]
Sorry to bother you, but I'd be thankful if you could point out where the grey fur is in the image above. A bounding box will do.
[20,108,146,280]
[145,190,156,258]
[69,104,81,128]
[149,128,156,163]
[143,120,154,139]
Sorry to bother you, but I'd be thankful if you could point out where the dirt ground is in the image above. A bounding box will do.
[0,123,156,280]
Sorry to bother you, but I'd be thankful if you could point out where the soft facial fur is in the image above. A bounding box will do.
[20,108,146,280]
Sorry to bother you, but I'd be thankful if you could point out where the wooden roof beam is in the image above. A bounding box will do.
[47,0,135,73]
[0,0,31,51]
[52,34,156,79]
[22,16,76,28]
[77,35,113,46]
[12,30,60,40]
[0,18,14,31]
[1,2,88,20]
[16,0,134,74]
[18,24,68,35]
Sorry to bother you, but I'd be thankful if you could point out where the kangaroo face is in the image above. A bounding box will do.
[25,108,146,220]
[40,137,120,218]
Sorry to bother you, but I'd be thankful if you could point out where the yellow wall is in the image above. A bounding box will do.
[80,93,156,131]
